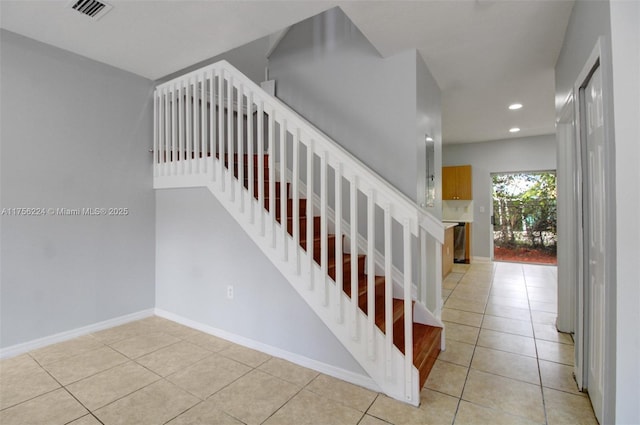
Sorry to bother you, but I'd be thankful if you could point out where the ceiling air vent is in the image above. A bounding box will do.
[68,0,113,20]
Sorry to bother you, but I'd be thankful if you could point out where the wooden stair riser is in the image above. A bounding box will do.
[413,326,442,389]
[224,151,442,390]
[273,199,308,222]
[286,216,321,240]
[254,182,289,200]
[327,254,366,281]
[234,164,271,181]
[221,153,269,168]
[308,234,338,264]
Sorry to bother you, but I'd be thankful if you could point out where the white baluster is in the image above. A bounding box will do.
[227,75,234,200]
[237,83,244,212]
[257,100,265,236]
[247,91,255,223]
[268,111,276,246]
[218,69,224,191]
[403,218,414,400]
[384,204,393,380]
[163,87,169,176]
[159,89,164,175]
[214,68,217,181]
[153,91,158,177]
[186,79,193,174]
[350,177,359,341]
[179,81,185,175]
[306,139,315,289]
[171,84,177,176]
[419,227,427,307]
[194,77,200,174]
[201,72,206,173]
[335,163,343,323]
[367,189,376,359]
[433,232,442,315]
[292,129,300,274]
[280,119,288,260]
[320,151,328,306]
[159,91,164,175]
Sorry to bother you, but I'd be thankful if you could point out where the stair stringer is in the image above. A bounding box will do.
[286,174,445,332]
[156,166,421,405]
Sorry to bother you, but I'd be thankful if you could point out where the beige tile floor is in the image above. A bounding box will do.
[0,262,599,425]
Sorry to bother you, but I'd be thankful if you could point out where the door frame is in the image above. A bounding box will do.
[556,94,576,335]
[571,36,617,424]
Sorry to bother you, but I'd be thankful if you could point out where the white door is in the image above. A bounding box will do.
[582,64,605,423]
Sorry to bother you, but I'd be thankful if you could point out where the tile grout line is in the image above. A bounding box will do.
[28,353,106,424]
[256,369,338,424]
[523,264,551,425]
[361,394,388,424]
[457,262,552,424]
[449,263,490,425]
[3,272,583,425]
[61,327,220,422]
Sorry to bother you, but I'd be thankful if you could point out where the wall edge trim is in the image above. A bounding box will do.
[0,309,156,359]
[154,308,380,393]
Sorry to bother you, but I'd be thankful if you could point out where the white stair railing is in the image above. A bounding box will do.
[153,60,444,406]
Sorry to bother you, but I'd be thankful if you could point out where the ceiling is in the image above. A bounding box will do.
[0,0,574,144]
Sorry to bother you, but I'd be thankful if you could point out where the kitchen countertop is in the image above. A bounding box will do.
[443,220,474,224]
[444,222,458,230]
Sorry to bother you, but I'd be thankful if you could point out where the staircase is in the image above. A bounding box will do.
[153,60,445,406]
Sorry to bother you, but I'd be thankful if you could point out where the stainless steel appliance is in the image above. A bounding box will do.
[453,223,466,263]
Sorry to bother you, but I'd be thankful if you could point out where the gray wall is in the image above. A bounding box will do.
[0,30,156,348]
[156,36,269,85]
[554,1,617,423]
[555,0,640,422]
[443,134,557,258]
[555,0,612,113]
[155,188,365,375]
[268,7,418,200]
[416,52,443,216]
[610,2,640,423]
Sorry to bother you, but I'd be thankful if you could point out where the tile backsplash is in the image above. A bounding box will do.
[443,200,474,222]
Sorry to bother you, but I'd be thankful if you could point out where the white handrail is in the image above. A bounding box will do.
[153,60,444,406]
[156,61,442,240]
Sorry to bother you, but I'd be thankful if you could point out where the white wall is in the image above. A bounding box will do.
[0,30,155,348]
[443,135,557,259]
[156,36,269,85]
[268,7,418,200]
[610,1,640,423]
[554,0,640,422]
[155,187,366,375]
[416,52,443,216]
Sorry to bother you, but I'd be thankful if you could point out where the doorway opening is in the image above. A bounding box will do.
[491,171,557,265]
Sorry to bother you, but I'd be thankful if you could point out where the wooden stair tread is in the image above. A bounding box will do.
[224,151,443,390]
[412,324,442,389]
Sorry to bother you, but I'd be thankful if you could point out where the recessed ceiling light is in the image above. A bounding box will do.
[509,103,523,110]
[509,127,521,133]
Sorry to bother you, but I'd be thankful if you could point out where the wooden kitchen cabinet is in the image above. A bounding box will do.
[442,165,472,200]
[442,226,454,278]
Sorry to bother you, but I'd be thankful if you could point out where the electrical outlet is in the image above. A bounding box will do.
[479,206,485,213]
[227,285,234,300]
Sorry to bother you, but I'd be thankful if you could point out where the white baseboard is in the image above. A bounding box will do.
[472,256,491,263]
[154,308,380,393]
[0,309,155,360]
